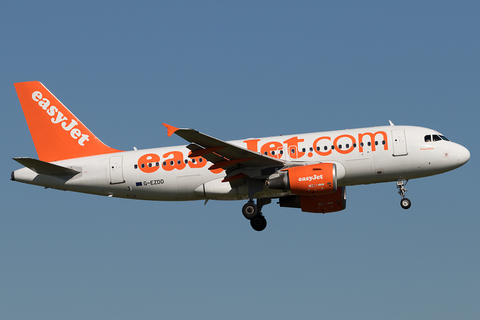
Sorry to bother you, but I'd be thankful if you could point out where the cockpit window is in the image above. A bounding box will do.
[425,134,450,143]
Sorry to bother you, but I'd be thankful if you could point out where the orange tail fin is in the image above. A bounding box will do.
[14,81,122,162]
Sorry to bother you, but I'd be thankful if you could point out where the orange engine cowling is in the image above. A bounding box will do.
[279,187,346,213]
[267,163,337,195]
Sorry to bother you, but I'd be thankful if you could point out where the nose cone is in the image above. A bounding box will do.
[456,145,470,167]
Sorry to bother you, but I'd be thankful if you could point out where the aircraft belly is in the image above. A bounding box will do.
[370,153,409,182]
[117,167,208,201]
[195,177,286,201]
[343,158,374,184]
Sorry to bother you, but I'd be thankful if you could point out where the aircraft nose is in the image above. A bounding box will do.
[456,145,470,166]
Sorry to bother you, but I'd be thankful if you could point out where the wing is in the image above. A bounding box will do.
[163,124,285,182]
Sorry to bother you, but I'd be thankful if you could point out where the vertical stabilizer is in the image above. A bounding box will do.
[14,81,122,162]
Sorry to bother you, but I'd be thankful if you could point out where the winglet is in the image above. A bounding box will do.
[162,123,179,137]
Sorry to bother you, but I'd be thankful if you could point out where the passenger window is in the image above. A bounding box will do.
[134,164,138,169]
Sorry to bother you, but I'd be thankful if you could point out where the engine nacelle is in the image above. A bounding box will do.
[267,163,337,195]
[279,187,346,213]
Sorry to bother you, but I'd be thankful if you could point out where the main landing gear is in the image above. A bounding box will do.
[242,199,270,231]
[397,179,411,209]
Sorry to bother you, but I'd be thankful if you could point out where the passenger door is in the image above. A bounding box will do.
[109,156,125,184]
[392,129,408,156]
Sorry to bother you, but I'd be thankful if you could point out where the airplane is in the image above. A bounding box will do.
[11,81,470,231]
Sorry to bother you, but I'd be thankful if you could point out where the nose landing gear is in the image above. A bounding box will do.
[397,179,411,209]
[400,198,411,209]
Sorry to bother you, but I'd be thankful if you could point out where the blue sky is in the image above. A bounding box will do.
[1,1,479,319]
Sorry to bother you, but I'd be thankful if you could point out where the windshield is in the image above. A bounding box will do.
[439,135,449,141]
[425,134,450,142]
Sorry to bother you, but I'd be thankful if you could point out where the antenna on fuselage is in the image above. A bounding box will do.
[389,120,395,126]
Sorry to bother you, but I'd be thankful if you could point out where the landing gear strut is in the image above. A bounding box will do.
[242,198,270,231]
[397,179,411,209]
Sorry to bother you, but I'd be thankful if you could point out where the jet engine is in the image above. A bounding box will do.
[267,163,337,195]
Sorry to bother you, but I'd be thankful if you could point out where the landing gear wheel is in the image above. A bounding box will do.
[396,179,411,210]
[242,202,258,220]
[250,215,267,232]
[400,198,411,209]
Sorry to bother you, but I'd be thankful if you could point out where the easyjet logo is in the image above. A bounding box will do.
[136,151,223,174]
[32,91,89,146]
[137,131,389,174]
[298,174,323,182]
[243,131,388,158]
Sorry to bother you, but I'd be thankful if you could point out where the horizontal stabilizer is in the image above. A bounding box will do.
[13,157,81,176]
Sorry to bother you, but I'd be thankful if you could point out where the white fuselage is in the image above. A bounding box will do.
[13,125,470,201]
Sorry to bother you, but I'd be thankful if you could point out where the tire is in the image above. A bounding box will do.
[242,202,258,220]
[400,198,411,209]
[250,215,267,232]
